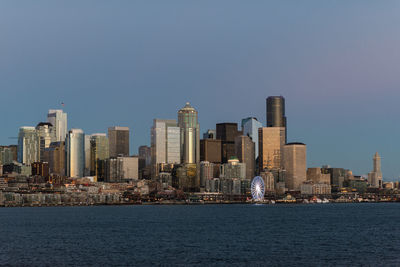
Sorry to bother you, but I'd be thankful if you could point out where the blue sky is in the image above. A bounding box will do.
[1,1,399,179]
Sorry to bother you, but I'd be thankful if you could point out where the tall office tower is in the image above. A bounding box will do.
[235,135,255,180]
[266,96,286,127]
[282,143,306,191]
[108,126,130,157]
[368,152,383,188]
[90,134,109,180]
[151,119,181,165]
[65,129,85,178]
[84,135,91,176]
[47,109,68,142]
[203,129,216,139]
[241,117,262,160]
[139,145,151,167]
[17,127,39,165]
[36,122,54,162]
[266,96,287,143]
[138,145,152,179]
[178,102,200,164]
[216,123,243,163]
[200,139,222,163]
[258,127,286,171]
[45,141,65,176]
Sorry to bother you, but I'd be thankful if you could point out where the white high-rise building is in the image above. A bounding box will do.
[17,126,39,165]
[66,129,85,178]
[47,109,68,142]
[151,119,181,165]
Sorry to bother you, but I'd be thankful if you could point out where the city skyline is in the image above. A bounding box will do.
[0,99,392,181]
[1,1,400,178]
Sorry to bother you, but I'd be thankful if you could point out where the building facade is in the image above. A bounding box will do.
[36,122,55,162]
[17,127,39,165]
[90,134,109,180]
[220,158,246,180]
[151,119,181,165]
[266,96,286,127]
[368,152,383,188]
[216,123,242,163]
[241,117,262,160]
[282,143,306,191]
[200,139,222,163]
[200,161,214,189]
[235,135,255,180]
[47,109,67,142]
[104,156,139,182]
[258,127,286,171]
[307,167,330,184]
[178,103,200,164]
[108,126,130,157]
[45,141,65,176]
[65,129,85,178]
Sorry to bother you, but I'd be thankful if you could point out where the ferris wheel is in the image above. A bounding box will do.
[251,176,265,202]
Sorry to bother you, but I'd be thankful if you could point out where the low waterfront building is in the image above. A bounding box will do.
[300,181,331,195]
[205,178,221,193]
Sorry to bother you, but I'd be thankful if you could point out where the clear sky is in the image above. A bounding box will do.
[1,1,399,180]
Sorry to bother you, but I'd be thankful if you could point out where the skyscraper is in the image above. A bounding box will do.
[258,127,286,171]
[17,126,39,165]
[282,143,306,191]
[266,96,287,143]
[216,123,242,163]
[200,139,222,163]
[178,102,200,164]
[45,141,65,176]
[84,135,91,176]
[241,117,262,160]
[368,152,383,188]
[235,135,255,180]
[266,96,286,128]
[151,119,181,165]
[90,133,109,180]
[47,109,67,142]
[36,122,55,162]
[65,129,85,178]
[139,145,151,167]
[108,126,130,157]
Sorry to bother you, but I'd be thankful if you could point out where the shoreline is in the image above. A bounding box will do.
[1,200,398,208]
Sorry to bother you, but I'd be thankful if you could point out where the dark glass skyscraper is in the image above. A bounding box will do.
[266,96,286,128]
[266,96,287,143]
